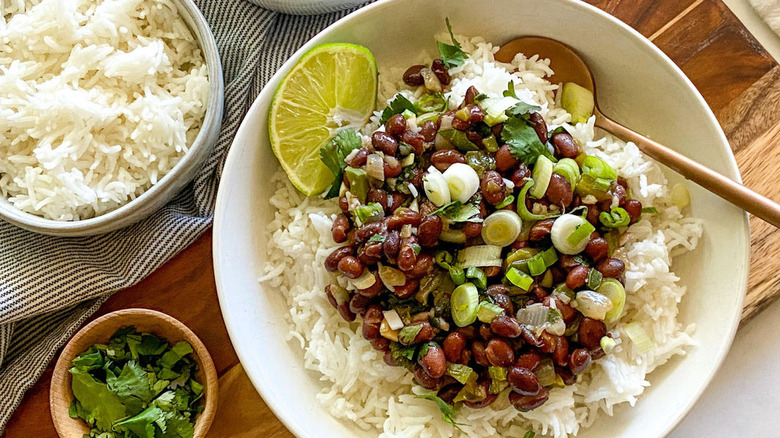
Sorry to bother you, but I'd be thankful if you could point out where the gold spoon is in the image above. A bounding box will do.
[495,36,780,228]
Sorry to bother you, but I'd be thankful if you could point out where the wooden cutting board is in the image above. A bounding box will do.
[4,0,780,436]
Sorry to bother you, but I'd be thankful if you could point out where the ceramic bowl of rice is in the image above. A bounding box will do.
[213,0,749,437]
[0,0,223,236]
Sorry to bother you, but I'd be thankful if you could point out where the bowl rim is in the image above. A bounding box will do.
[49,308,218,438]
[0,0,225,237]
[213,0,750,436]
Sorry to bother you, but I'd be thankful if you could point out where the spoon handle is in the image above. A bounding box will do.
[596,114,780,228]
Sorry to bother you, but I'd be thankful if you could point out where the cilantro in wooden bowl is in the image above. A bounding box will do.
[50,309,217,438]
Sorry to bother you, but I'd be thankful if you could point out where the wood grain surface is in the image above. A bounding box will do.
[4,0,779,436]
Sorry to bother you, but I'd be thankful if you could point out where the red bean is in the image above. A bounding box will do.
[331,215,350,243]
[394,278,418,299]
[557,366,576,386]
[566,265,590,290]
[430,150,466,172]
[551,132,578,158]
[338,195,350,214]
[490,315,523,338]
[543,296,576,323]
[625,199,642,224]
[413,364,442,390]
[402,65,425,86]
[479,323,494,341]
[386,208,421,230]
[613,184,627,207]
[578,318,607,349]
[383,156,402,178]
[585,235,609,262]
[431,59,450,85]
[388,193,406,213]
[324,246,353,272]
[462,221,483,237]
[538,331,558,354]
[509,388,549,411]
[495,145,518,172]
[508,366,542,395]
[385,114,407,136]
[545,173,573,208]
[357,272,383,297]
[481,170,506,205]
[472,340,490,367]
[401,130,425,155]
[372,131,398,156]
[420,120,438,142]
[406,252,434,279]
[348,293,372,316]
[514,351,542,371]
[403,322,435,345]
[418,215,443,247]
[443,332,466,363]
[596,258,625,279]
[553,336,569,366]
[486,338,515,367]
[419,343,447,378]
[529,112,548,143]
[397,245,417,272]
[366,188,389,211]
[355,222,383,243]
[346,148,369,167]
[337,256,363,279]
[570,348,592,374]
[511,165,532,187]
[464,86,479,105]
[457,326,477,340]
[529,219,555,241]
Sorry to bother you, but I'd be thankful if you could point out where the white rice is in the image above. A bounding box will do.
[258,36,703,437]
[0,0,208,220]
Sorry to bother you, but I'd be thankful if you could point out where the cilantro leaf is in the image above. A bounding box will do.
[319,129,362,198]
[501,116,555,165]
[416,394,465,430]
[436,18,468,68]
[431,201,482,222]
[523,432,536,438]
[506,101,542,118]
[114,405,164,438]
[504,81,519,99]
[380,93,416,123]
[70,369,128,430]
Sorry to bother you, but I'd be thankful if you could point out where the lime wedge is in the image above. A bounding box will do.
[268,43,377,195]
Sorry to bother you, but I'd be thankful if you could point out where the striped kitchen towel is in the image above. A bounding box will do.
[0,0,367,430]
[750,0,780,35]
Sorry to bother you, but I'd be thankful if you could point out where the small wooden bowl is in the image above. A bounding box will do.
[50,309,218,438]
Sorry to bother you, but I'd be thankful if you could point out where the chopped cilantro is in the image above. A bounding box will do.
[416,394,465,430]
[506,101,542,118]
[431,201,482,223]
[503,81,519,99]
[319,129,362,198]
[68,327,203,438]
[436,18,468,68]
[501,116,555,165]
[380,93,417,123]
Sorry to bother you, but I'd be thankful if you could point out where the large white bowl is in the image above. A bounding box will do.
[213,0,750,436]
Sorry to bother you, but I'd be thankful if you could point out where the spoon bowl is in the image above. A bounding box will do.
[497,36,780,228]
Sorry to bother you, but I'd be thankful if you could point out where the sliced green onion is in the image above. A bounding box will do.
[466,266,488,290]
[561,82,594,124]
[435,250,453,269]
[345,167,368,203]
[400,152,416,167]
[449,266,466,285]
[625,322,655,353]
[553,158,581,188]
[587,268,603,290]
[506,267,533,291]
[551,214,592,255]
[516,178,560,221]
[415,92,447,113]
[599,207,630,228]
[416,112,440,125]
[457,245,503,268]
[483,135,499,152]
[540,247,558,267]
[453,371,483,403]
[530,155,554,199]
[495,194,515,210]
[599,278,626,323]
[488,366,509,394]
[581,156,617,181]
[439,228,467,244]
[481,210,523,247]
[423,167,452,207]
[527,256,546,276]
[600,336,617,354]
[477,301,505,323]
[451,283,480,327]
[446,363,476,384]
[443,163,481,203]
[540,270,553,288]
[575,290,613,320]
[480,96,518,126]
[354,202,384,225]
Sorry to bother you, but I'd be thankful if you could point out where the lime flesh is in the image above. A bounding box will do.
[268,43,377,195]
